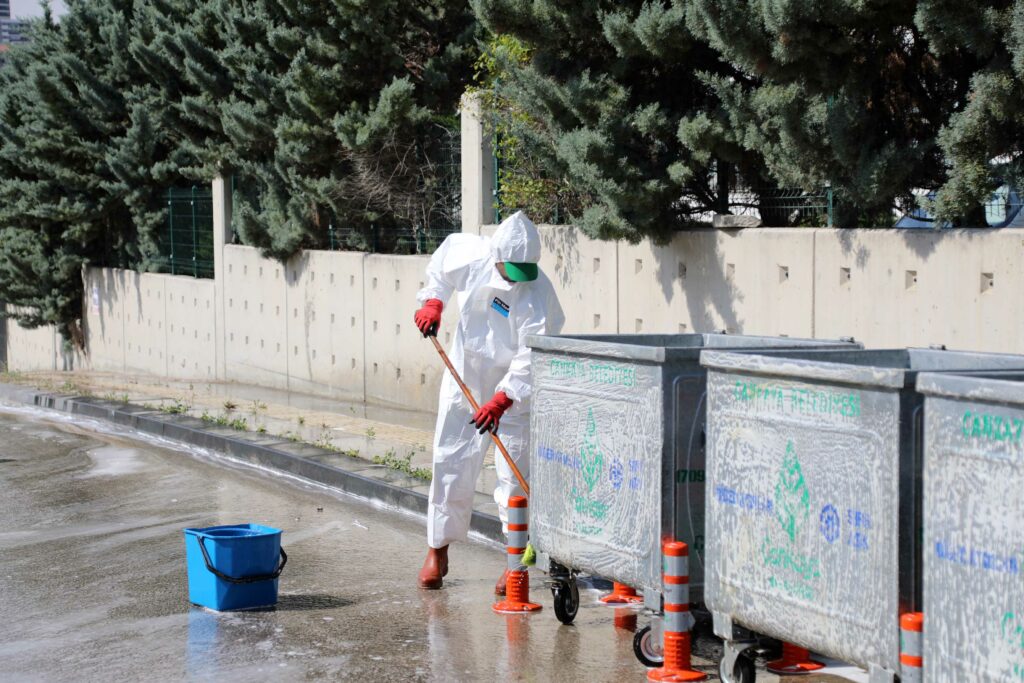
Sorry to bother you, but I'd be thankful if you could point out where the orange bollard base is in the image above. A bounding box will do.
[613,608,638,631]
[646,632,708,682]
[766,643,825,675]
[599,582,644,605]
[492,570,542,614]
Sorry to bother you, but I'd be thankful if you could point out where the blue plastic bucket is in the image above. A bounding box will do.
[183,524,287,611]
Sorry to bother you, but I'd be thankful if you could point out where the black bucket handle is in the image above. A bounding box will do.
[198,537,288,584]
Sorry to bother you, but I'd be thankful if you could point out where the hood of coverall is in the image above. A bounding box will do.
[491,211,542,264]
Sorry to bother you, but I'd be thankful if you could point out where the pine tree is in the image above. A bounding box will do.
[202,0,476,258]
[685,1,980,226]
[915,1,1024,224]
[471,0,751,242]
[0,0,200,339]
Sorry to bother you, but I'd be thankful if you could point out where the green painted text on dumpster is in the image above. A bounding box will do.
[733,380,861,419]
[962,410,1024,444]
[677,469,705,483]
[548,358,636,387]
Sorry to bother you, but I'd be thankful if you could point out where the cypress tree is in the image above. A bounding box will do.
[203,0,476,258]
[682,1,975,226]
[471,0,751,242]
[915,1,1024,224]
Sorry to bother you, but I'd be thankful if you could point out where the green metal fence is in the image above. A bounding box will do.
[154,186,215,278]
[727,186,834,227]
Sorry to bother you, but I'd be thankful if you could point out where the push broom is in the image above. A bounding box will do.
[429,336,536,565]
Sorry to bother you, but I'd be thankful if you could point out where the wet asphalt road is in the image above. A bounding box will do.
[0,406,656,682]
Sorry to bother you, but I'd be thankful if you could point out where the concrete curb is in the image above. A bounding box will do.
[0,383,504,544]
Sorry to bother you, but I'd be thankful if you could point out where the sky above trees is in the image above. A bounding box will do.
[11,1,67,19]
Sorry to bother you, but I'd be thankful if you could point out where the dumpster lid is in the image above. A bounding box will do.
[917,371,1024,406]
[700,348,1024,390]
[526,333,854,364]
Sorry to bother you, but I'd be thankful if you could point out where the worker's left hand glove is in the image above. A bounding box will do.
[471,391,513,434]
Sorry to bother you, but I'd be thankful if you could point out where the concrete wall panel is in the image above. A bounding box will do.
[284,249,366,401]
[223,246,289,389]
[361,254,465,410]
[716,228,815,337]
[814,229,1024,352]
[123,271,157,375]
[83,268,127,372]
[163,274,216,380]
[4,306,57,372]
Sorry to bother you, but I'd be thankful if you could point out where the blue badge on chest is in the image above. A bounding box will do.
[491,296,510,318]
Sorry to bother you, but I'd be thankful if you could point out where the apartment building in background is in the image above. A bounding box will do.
[0,1,32,54]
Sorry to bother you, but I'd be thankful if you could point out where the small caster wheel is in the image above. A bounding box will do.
[719,653,756,683]
[552,578,579,624]
[632,624,663,667]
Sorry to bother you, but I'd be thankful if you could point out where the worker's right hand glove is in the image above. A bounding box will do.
[414,299,443,337]
[471,391,513,434]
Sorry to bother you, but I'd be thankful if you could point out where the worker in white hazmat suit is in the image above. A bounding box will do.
[414,211,563,592]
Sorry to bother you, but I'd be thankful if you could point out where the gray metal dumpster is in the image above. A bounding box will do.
[700,349,1024,681]
[919,371,1024,683]
[525,333,857,622]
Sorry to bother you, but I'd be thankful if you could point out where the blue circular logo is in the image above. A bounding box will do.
[820,504,840,544]
[609,458,624,490]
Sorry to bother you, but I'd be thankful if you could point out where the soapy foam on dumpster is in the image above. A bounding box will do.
[920,374,1024,682]
[530,352,663,591]
[704,367,902,673]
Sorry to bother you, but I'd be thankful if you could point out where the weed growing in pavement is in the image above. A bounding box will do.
[257,426,267,434]
[314,428,334,450]
[160,399,191,415]
[58,380,93,396]
[297,415,306,426]
[373,449,432,482]
[223,400,238,412]
[365,427,376,440]
[198,410,248,430]
[0,370,25,383]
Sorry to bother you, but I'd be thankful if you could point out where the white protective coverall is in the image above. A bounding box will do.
[417,211,564,548]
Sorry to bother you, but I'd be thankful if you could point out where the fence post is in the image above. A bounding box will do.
[826,183,834,228]
[191,186,199,278]
[167,189,176,275]
[460,92,494,234]
[212,176,233,382]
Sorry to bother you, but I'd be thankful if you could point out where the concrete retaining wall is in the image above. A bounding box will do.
[6,227,1024,410]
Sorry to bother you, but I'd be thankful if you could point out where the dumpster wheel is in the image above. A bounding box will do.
[719,653,755,683]
[552,578,579,624]
[632,624,663,667]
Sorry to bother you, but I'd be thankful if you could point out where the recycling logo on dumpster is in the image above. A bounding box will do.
[580,408,604,493]
[572,407,609,535]
[775,441,811,542]
[762,441,822,601]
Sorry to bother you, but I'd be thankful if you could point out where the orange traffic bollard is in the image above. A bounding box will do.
[493,496,541,614]
[601,582,644,605]
[900,612,923,682]
[766,642,825,675]
[647,541,707,682]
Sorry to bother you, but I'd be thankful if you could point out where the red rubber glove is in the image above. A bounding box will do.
[471,392,513,434]
[414,299,443,337]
